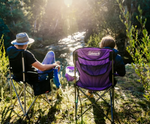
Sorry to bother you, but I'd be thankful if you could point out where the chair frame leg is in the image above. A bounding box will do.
[110,87,114,124]
[76,87,114,123]
[24,83,26,115]
[13,86,24,107]
[10,79,51,117]
[75,86,83,124]
[75,85,77,124]
[8,63,52,118]
[10,78,12,106]
[45,94,50,104]
[11,79,26,115]
[78,88,83,123]
[26,96,38,114]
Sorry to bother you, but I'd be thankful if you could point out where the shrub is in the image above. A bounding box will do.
[87,33,104,47]
[117,0,150,121]
[0,35,9,87]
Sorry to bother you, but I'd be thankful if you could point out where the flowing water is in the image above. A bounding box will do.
[31,32,86,75]
[56,32,86,65]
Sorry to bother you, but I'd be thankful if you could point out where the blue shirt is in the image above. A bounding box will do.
[104,47,126,76]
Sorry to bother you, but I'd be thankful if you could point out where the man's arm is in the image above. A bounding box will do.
[32,61,60,72]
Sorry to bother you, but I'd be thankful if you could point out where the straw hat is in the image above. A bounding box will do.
[11,32,34,45]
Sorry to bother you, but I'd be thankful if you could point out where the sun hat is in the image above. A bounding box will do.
[11,32,34,45]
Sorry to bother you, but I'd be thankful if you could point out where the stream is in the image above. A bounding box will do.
[31,32,86,75]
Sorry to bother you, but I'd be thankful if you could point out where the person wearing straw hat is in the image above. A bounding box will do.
[7,32,61,84]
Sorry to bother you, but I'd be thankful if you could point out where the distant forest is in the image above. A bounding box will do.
[0,0,150,49]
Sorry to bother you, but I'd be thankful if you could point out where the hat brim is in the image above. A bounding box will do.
[11,38,34,45]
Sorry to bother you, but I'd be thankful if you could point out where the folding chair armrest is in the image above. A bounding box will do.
[27,71,38,74]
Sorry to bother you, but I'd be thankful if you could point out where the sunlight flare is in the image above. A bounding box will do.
[64,0,72,7]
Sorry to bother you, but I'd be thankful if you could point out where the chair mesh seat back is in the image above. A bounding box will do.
[9,51,38,83]
[9,52,25,81]
[73,47,113,91]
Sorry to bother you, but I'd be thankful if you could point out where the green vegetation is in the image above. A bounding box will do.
[0,0,126,49]
[0,35,9,89]
[118,0,150,111]
[1,0,150,123]
[87,33,102,47]
[1,65,150,123]
[0,37,150,123]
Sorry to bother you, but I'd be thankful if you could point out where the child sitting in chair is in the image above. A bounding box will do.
[87,35,126,97]
[99,35,126,76]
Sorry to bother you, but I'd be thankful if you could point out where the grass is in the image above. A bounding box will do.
[0,64,150,124]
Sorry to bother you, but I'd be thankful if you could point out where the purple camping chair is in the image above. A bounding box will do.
[73,47,115,124]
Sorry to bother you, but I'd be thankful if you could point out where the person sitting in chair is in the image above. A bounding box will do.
[99,35,126,76]
[7,32,61,87]
[87,35,126,97]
